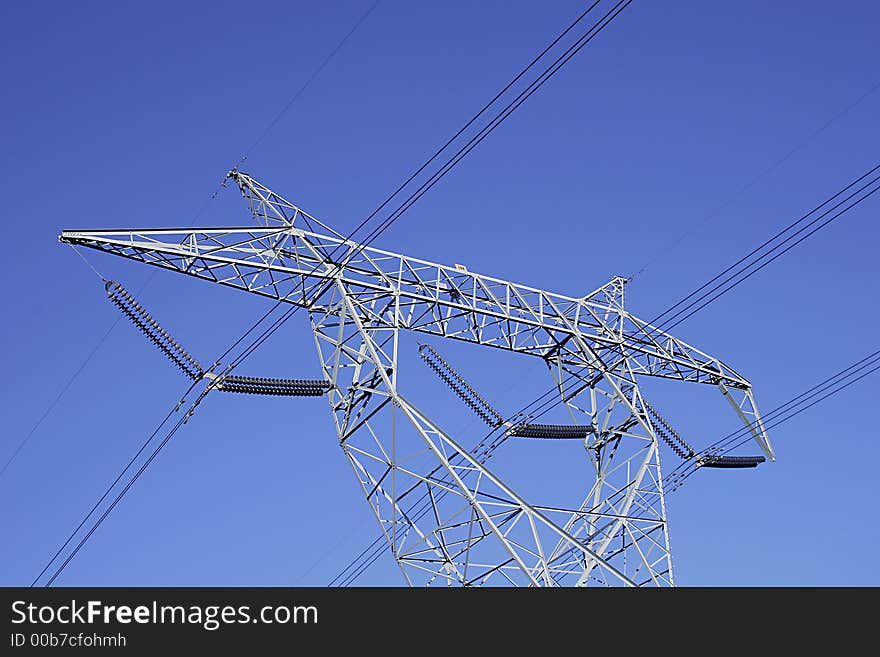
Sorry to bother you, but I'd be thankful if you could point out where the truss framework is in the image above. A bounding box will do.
[59,171,774,586]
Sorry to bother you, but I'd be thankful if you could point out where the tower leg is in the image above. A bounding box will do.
[311,283,635,586]
[547,355,674,586]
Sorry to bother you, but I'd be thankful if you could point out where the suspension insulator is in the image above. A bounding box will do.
[510,423,592,439]
[105,280,203,380]
[419,344,504,427]
[652,421,689,460]
[219,376,330,397]
[643,400,695,459]
[699,455,765,469]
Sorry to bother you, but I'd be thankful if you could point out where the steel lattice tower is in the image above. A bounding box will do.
[60,171,774,586]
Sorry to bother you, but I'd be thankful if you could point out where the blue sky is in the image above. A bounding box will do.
[1,0,878,586]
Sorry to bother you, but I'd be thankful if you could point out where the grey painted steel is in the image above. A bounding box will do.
[59,171,774,586]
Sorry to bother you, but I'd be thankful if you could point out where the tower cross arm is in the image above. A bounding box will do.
[58,223,751,392]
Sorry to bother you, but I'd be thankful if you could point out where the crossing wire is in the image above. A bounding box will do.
[651,163,880,332]
[34,0,634,585]
[0,267,158,482]
[471,350,880,585]
[664,349,880,492]
[207,0,635,382]
[30,376,203,587]
[6,4,382,486]
[504,163,880,452]
[689,362,880,477]
[699,350,880,458]
[162,0,632,385]
[329,171,879,584]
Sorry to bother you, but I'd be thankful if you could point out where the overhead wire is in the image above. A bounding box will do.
[2,0,385,478]
[1,314,122,480]
[628,77,880,281]
[505,162,880,450]
[700,350,880,458]
[311,0,606,247]
[40,386,208,587]
[330,166,880,583]
[512,350,880,579]
[650,163,880,331]
[665,350,880,491]
[342,0,633,250]
[328,73,880,591]
[170,0,633,383]
[30,2,878,588]
[239,1,382,164]
[701,361,879,462]
[185,1,383,219]
[33,0,384,585]
[207,0,636,381]
[0,256,159,482]
[331,351,593,586]
[336,350,880,586]
[31,376,203,586]
[35,0,634,585]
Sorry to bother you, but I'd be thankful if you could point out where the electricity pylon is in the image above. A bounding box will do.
[59,171,774,587]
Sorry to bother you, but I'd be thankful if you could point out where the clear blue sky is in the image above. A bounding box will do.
[1,0,878,586]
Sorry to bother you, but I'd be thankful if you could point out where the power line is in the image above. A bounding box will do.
[305,0,605,248]
[330,356,584,586]
[32,2,386,586]
[628,77,880,281]
[36,0,633,585]
[39,387,201,587]
[187,1,382,221]
[528,163,880,434]
[704,350,879,457]
[240,1,381,161]
[514,350,880,577]
[30,375,202,586]
[324,16,878,585]
[164,0,635,391]
[0,267,158,482]
[665,350,880,491]
[347,0,633,249]
[671,361,880,491]
[198,0,631,379]
[1,318,121,481]
[8,4,381,486]
[718,361,879,454]
[330,166,880,584]
[651,163,880,331]
[661,180,879,332]
[217,0,635,381]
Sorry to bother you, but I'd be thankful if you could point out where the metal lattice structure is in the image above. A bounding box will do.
[59,171,774,587]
